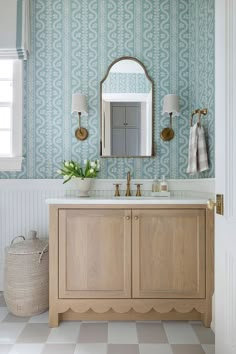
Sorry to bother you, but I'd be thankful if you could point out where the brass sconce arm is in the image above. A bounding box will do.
[160,112,175,141]
[72,93,88,141]
[75,112,88,141]
[161,94,180,141]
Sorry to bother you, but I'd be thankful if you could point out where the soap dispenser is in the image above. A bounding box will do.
[160,175,168,192]
[152,175,159,192]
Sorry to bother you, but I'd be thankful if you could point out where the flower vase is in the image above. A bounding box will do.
[70,178,92,197]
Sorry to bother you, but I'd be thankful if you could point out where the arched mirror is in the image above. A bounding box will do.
[100,57,154,157]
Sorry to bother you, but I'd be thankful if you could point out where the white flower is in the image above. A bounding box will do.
[65,161,70,167]
[84,159,88,164]
[89,168,94,173]
[63,175,67,179]
[57,170,62,174]
[90,161,96,168]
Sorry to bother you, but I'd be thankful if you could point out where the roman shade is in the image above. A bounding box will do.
[0,0,30,60]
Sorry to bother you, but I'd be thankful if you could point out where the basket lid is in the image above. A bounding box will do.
[7,231,48,255]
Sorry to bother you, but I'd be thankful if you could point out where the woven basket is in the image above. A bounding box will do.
[4,231,49,317]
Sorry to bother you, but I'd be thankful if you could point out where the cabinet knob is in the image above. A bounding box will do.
[134,216,139,220]
[126,216,130,220]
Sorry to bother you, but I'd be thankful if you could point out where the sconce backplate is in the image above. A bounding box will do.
[75,127,88,141]
[160,127,175,141]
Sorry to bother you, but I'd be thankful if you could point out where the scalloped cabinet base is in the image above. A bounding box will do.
[48,204,214,328]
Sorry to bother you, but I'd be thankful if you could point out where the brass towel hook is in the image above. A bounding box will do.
[190,108,208,127]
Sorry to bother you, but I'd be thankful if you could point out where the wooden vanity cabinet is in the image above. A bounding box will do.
[49,204,214,328]
[58,209,131,299]
[132,209,206,299]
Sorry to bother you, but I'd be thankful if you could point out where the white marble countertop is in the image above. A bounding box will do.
[46,194,211,205]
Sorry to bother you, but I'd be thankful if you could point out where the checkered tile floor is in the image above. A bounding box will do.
[0,293,215,354]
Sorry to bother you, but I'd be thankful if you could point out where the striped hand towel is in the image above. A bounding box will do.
[197,125,209,172]
[187,123,209,174]
[187,123,198,174]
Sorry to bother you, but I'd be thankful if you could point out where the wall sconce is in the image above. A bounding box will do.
[71,93,88,140]
[161,94,180,141]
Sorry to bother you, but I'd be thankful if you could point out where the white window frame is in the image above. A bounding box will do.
[0,60,23,171]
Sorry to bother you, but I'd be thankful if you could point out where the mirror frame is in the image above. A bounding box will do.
[100,56,154,157]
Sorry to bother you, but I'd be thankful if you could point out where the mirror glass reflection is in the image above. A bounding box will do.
[100,57,153,157]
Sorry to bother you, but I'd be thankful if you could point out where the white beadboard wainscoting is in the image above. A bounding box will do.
[0,178,215,290]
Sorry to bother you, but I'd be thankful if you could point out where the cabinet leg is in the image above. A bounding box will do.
[49,309,60,327]
[201,311,211,328]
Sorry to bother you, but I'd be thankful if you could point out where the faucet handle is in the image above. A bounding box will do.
[134,183,143,197]
[113,183,121,197]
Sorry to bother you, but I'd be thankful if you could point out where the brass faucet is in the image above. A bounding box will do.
[125,171,132,196]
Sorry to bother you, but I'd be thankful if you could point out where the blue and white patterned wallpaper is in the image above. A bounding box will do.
[0,0,214,179]
[103,73,151,93]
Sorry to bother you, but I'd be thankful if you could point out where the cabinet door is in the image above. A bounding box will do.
[111,128,126,156]
[132,209,206,298]
[111,102,140,156]
[111,105,125,127]
[126,129,140,156]
[59,209,131,298]
[126,105,140,128]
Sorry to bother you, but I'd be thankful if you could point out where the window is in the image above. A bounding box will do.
[0,60,23,171]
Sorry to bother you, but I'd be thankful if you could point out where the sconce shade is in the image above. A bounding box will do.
[71,93,88,115]
[162,94,180,117]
